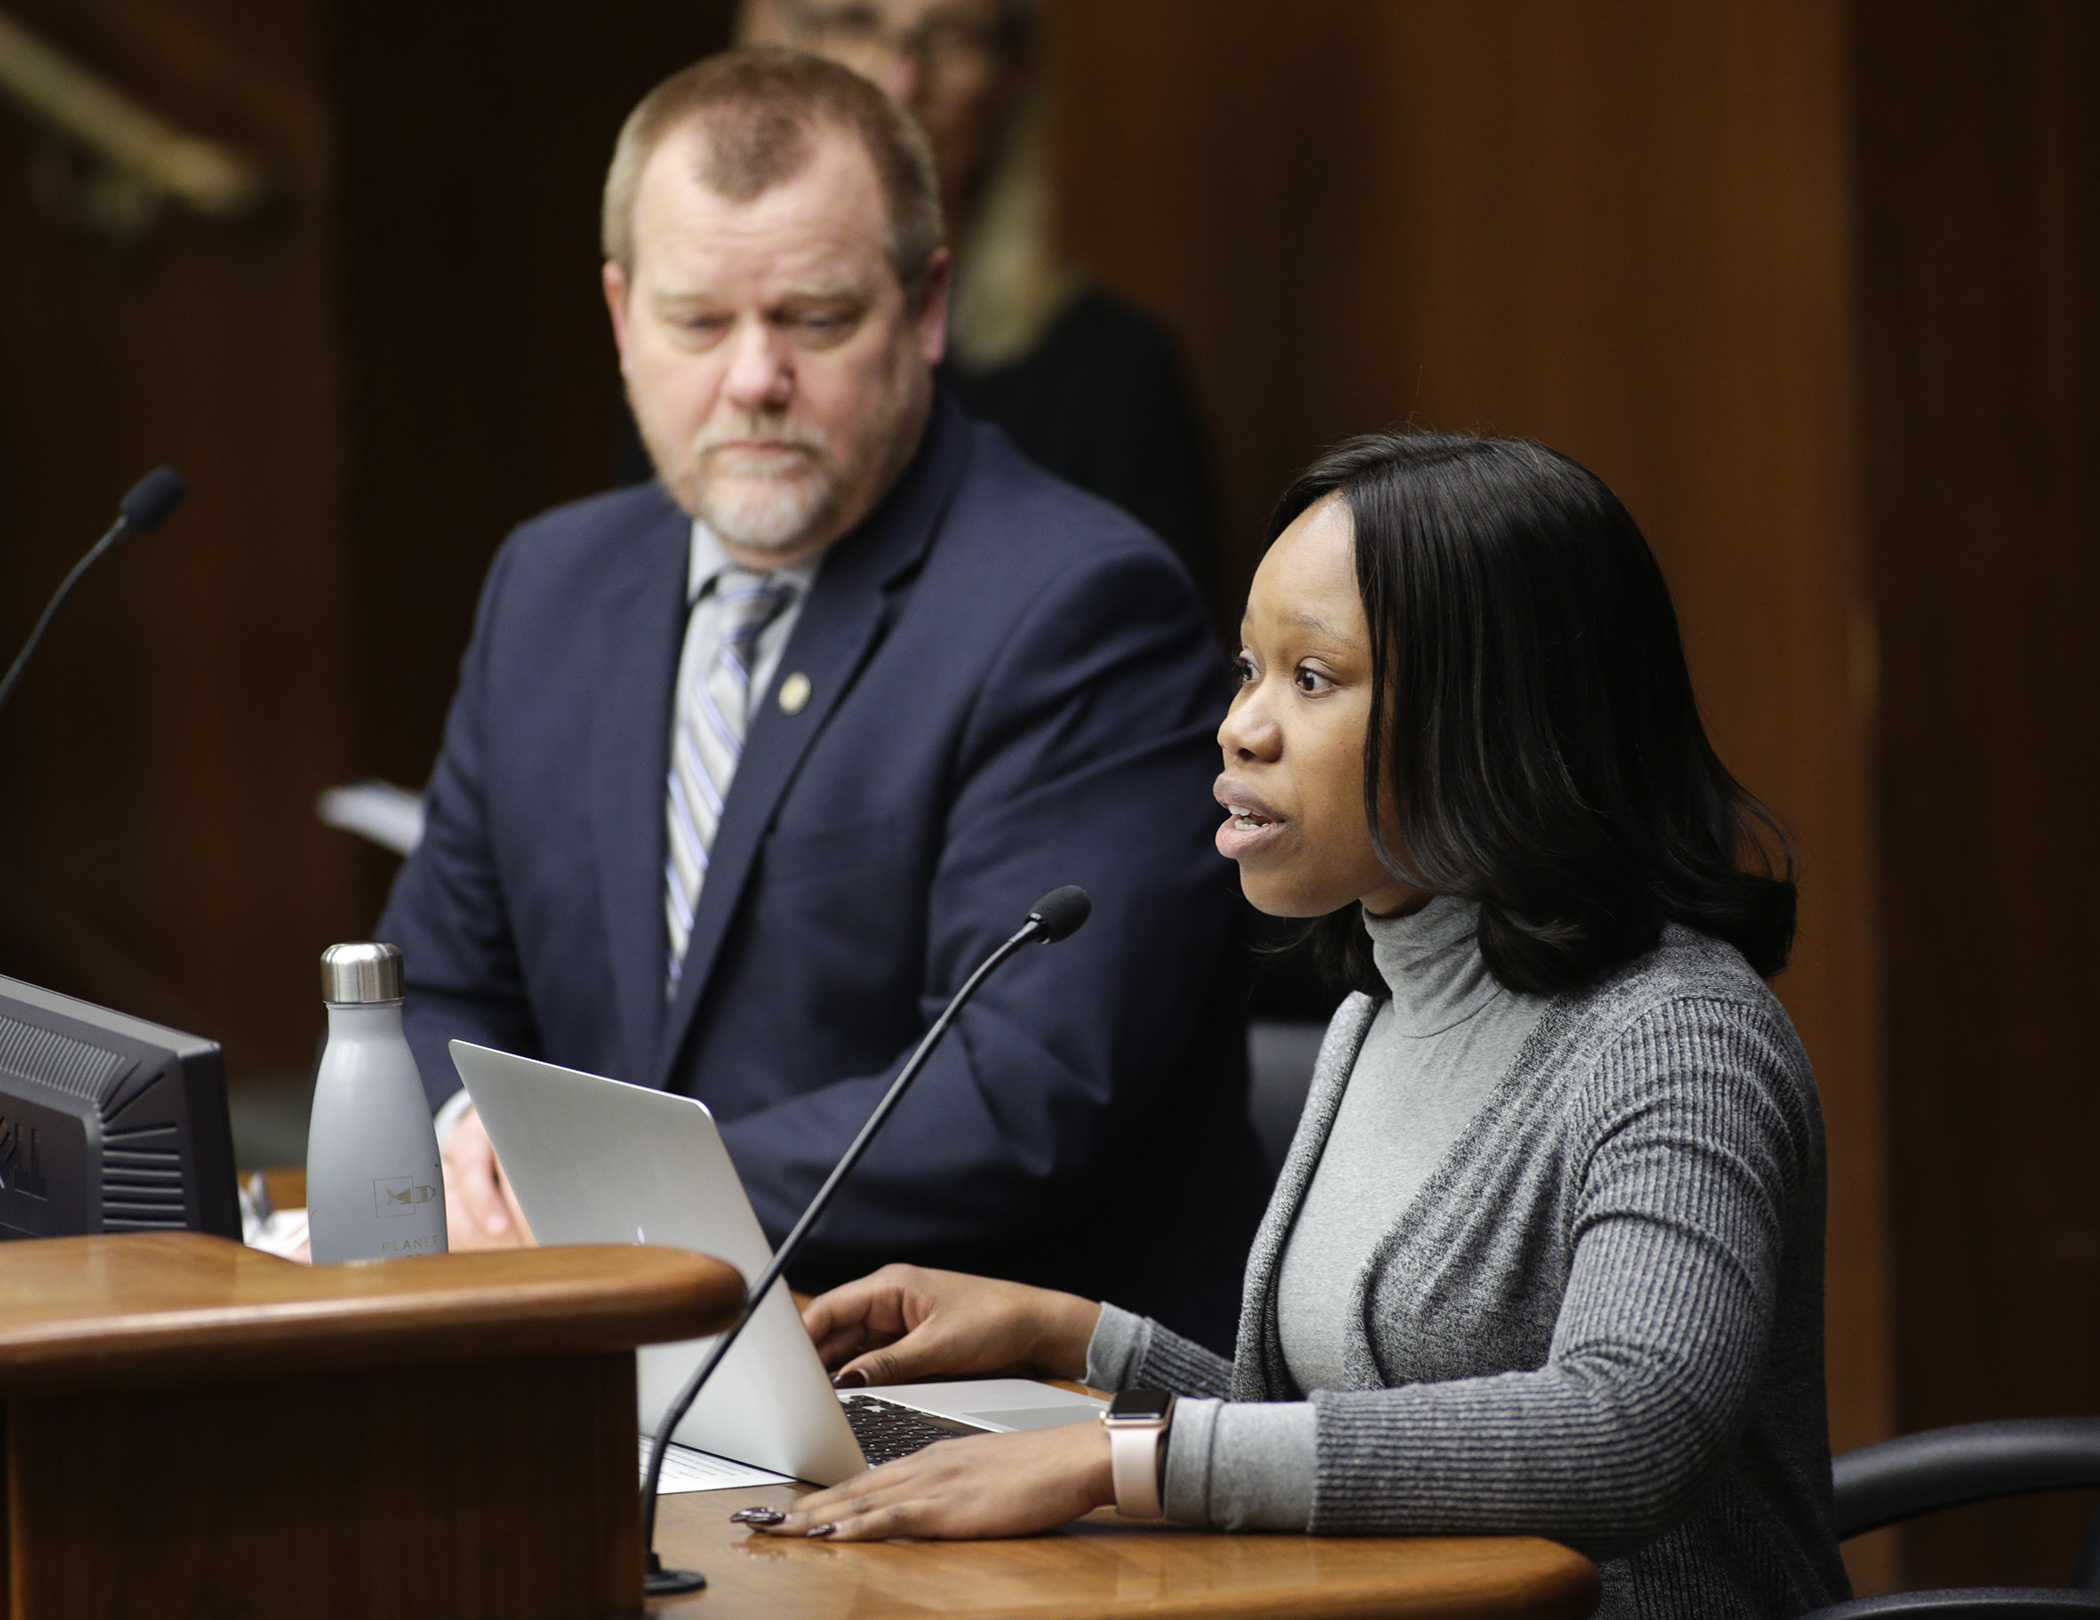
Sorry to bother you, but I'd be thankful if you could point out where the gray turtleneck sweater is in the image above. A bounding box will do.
[1094,897,1547,1527]
[1085,903,1847,1618]
[1278,897,1550,1392]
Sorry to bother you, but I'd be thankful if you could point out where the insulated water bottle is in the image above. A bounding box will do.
[305,942,448,1262]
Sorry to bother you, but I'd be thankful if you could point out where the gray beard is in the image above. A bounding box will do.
[635,363,933,556]
[692,463,842,554]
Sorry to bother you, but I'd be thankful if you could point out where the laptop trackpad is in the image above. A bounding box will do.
[875,1378,1106,1433]
[968,1406,1098,1432]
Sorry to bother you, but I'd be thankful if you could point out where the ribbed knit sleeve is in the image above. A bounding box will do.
[1135,1317,1237,1399]
[1087,1302,1236,1398]
[1304,994,1812,1561]
[1083,1303,1152,1391]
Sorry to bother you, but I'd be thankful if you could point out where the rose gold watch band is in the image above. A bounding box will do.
[1105,1415,1169,1519]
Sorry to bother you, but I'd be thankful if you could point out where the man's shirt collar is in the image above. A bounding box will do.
[686,518,821,606]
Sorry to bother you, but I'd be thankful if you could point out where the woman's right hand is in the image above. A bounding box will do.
[802,1265,1102,1388]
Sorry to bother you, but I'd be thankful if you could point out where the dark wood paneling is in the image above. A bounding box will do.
[324,0,736,795]
[0,0,362,1074]
[1049,1,1894,1565]
[1852,0,2100,1589]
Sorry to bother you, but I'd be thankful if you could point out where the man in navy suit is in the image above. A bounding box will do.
[378,48,1262,1348]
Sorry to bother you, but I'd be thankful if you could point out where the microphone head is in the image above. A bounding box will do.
[117,466,187,532]
[1026,885,1092,943]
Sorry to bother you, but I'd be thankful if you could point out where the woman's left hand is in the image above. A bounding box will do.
[740,1421,1116,1542]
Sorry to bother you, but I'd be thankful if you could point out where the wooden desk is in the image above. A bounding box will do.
[646,1485,1599,1618]
[0,1232,741,1620]
[212,1186,1599,1617]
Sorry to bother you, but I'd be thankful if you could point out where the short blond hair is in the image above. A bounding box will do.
[602,47,943,286]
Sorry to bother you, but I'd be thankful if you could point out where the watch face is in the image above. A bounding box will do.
[1108,1387,1174,1423]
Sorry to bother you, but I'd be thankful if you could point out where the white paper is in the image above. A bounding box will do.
[640,1437,798,1494]
[244,1206,310,1260]
[316,780,427,856]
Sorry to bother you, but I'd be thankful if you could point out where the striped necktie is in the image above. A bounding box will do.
[665,568,795,989]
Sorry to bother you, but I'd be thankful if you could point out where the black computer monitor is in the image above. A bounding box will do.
[0,972,240,1241]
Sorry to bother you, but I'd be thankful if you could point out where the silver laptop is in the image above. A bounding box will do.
[450,1041,1105,1486]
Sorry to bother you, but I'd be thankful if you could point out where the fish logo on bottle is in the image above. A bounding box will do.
[374,1176,441,1217]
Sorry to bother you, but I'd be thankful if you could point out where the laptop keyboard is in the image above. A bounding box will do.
[840,1394,988,1465]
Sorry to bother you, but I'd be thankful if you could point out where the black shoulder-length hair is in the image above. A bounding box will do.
[1276,432,1796,998]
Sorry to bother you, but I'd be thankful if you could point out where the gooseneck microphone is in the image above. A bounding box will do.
[642,884,1092,1595]
[0,467,187,722]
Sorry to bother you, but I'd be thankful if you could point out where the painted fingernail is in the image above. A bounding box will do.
[806,1523,836,1539]
[830,1369,867,1389]
[728,1507,785,1525]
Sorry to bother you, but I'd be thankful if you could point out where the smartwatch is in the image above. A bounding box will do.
[1103,1388,1176,1519]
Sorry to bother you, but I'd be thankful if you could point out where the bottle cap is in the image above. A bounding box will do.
[321,941,405,1005]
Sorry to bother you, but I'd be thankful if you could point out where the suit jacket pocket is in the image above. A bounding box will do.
[759,815,903,887]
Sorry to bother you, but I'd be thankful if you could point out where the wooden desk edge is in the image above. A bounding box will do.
[651,1484,1600,1619]
[0,1233,744,1393]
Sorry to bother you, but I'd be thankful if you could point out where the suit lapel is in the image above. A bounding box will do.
[587,496,691,1085]
[650,398,973,1088]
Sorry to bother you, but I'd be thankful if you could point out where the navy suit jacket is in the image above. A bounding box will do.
[378,395,1264,1348]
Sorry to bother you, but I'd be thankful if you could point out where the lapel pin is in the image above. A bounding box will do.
[778,672,811,715]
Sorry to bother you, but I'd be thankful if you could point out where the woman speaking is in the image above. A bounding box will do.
[736,433,1851,1616]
